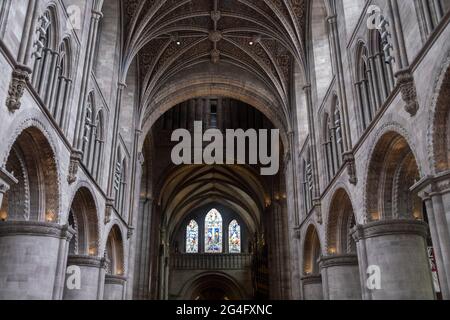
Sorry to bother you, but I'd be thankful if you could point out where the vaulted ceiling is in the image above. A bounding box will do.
[122,0,307,115]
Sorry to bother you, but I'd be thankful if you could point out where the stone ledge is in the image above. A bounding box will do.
[105,274,127,285]
[301,274,322,285]
[0,221,75,240]
[352,219,428,241]
[319,254,359,269]
[68,255,107,268]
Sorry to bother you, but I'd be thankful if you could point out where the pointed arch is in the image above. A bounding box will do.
[228,220,241,254]
[205,209,223,253]
[186,219,199,253]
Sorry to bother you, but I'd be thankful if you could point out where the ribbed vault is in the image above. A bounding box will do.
[122,0,307,126]
[156,165,269,236]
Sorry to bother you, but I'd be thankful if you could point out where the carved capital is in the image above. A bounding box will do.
[343,152,357,185]
[293,226,301,240]
[104,198,115,224]
[67,150,83,184]
[395,69,419,116]
[0,167,18,194]
[6,65,31,112]
[127,226,135,239]
[313,198,322,225]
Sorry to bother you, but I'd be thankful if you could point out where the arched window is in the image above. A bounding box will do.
[51,38,72,128]
[332,101,344,168]
[32,9,55,95]
[205,209,222,253]
[228,220,241,253]
[186,220,199,253]
[91,110,105,181]
[355,43,375,130]
[82,93,94,163]
[369,31,394,101]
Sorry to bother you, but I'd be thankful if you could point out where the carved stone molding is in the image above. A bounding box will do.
[67,150,83,184]
[313,198,322,225]
[319,254,359,269]
[104,198,115,224]
[293,226,301,240]
[0,221,75,241]
[412,170,450,200]
[67,255,106,268]
[127,226,135,239]
[395,69,419,116]
[343,152,357,185]
[301,274,322,285]
[5,65,31,112]
[105,274,128,285]
[352,219,428,242]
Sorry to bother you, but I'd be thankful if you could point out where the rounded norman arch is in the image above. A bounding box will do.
[0,126,60,222]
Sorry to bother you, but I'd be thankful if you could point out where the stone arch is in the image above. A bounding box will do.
[366,130,422,222]
[303,224,322,275]
[104,224,125,276]
[326,188,356,254]
[137,66,290,154]
[429,51,450,173]
[0,126,59,222]
[180,272,247,300]
[67,185,100,256]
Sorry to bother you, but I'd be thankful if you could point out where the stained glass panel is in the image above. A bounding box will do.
[205,209,222,253]
[229,220,241,253]
[186,220,199,253]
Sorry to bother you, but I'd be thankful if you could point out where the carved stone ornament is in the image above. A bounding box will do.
[343,152,357,185]
[313,198,322,225]
[104,198,115,224]
[6,65,31,112]
[67,150,83,184]
[395,69,419,116]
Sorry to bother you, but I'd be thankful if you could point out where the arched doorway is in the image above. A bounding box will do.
[183,274,246,300]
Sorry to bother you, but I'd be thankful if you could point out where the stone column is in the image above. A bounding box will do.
[301,275,323,300]
[104,275,127,300]
[353,220,435,300]
[414,172,450,299]
[320,254,361,300]
[63,255,106,300]
[0,221,74,300]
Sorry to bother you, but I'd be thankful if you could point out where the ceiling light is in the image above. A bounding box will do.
[249,41,254,46]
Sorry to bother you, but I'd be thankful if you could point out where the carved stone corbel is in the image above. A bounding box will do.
[293,226,301,240]
[313,198,322,225]
[104,198,115,224]
[127,226,135,239]
[67,150,83,184]
[343,152,357,185]
[5,65,31,112]
[395,69,419,116]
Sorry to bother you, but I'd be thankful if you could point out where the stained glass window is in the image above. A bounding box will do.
[186,220,199,253]
[229,220,241,253]
[205,209,223,253]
